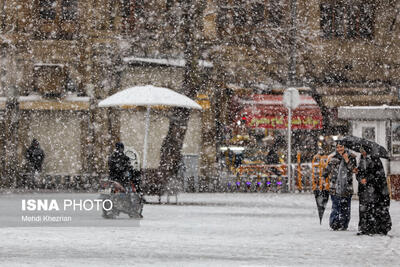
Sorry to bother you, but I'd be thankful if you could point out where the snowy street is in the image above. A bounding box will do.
[0,192,399,266]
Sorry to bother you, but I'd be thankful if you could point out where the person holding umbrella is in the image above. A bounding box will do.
[356,147,392,235]
[339,135,392,235]
[322,140,357,231]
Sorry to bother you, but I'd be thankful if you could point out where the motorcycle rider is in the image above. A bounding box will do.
[108,142,143,193]
[108,142,132,188]
[107,142,143,218]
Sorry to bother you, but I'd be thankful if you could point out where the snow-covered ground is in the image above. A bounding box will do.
[0,192,399,266]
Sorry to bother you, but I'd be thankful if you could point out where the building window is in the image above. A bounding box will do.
[39,0,56,20]
[347,4,359,38]
[121,0,134,19]
[233,1,247,27]
[251,2,265,25]
[217,0,286,43]
[333,3,345,37]
[35,0,79,40]
[217,1,271,32]
[61,0,78,21]
[358,3,374,38]
[268,0,284,27]
[216,0,230,36]
[398,88,400,101]
[121,0,143,32]
[320,1,375,39]
[320,3,332,37]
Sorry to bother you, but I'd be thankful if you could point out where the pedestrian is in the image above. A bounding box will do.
[265,142,281,178]
[25,138,45,187]
[322,140,357,230]
[108,142,132,187]
[265,148,280,165]
[356,147,392,235]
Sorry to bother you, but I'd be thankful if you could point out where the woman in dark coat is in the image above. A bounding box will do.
[25,139,45,173]
[357,148,392,235]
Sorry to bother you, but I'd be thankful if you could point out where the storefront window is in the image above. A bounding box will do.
[228,94,322,164]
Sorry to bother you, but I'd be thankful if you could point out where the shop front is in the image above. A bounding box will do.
[220,94,323,192]
[228,94,323,159]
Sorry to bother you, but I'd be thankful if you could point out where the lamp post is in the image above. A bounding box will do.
[283,88,300,192]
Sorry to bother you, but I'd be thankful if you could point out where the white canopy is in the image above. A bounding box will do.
[98,85,202,169]
[98,85,202,110]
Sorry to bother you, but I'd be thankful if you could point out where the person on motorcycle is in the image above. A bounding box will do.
[108,142,132,187]
[108,142,143,193]
[106,142,144,219]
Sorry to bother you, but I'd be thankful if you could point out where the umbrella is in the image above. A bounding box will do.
[340,136,389,159]
[98,85,202,169]
[314,189,329,224]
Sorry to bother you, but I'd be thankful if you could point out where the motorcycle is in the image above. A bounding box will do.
[99,179,144,219]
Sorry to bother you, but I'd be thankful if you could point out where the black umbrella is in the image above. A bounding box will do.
[340,136,389,159]
[314,189,330,224]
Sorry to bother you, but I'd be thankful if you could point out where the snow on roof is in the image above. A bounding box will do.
[340,105,400,110]
[0,94,90,110]
[17,93,89,102]
[0,95,42,102]
[228,83,311,92]
[123,56,213,68]
[19,95,42,101]
[0,94,89,103]
[33,63,65,68]
[254,83,283,90]
[64,94,90,102]
[239,95,318,106]
[338,105,400,120]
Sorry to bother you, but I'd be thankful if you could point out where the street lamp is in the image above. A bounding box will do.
[283,87,300,192]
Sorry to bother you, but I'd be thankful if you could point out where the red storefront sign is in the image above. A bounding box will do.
[238,95,323,130]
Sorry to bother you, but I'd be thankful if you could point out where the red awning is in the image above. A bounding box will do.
[238,95,323,130]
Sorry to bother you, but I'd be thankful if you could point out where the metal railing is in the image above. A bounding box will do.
[219,153,331,193]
